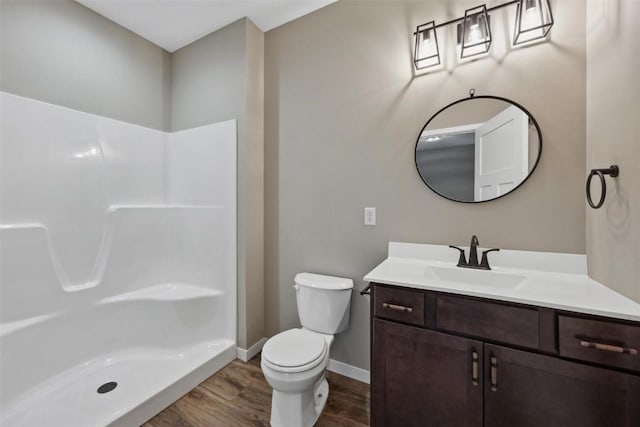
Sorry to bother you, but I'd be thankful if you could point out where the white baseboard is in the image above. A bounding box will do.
[328,358,370,384]
[237,337,267,362]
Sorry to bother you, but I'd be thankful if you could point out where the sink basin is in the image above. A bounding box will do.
[429,265,525,289]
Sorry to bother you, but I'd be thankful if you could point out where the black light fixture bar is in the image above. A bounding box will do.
[413,0,519,35]
[413,0,553,70]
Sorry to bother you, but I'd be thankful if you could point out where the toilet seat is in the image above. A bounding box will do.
[262,329,328,374]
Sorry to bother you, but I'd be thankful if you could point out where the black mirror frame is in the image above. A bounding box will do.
[414,94,543,204]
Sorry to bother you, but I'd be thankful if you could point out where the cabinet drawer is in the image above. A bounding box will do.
[558,316,640,372]
[374,286,425,327]
[437,295,539,349]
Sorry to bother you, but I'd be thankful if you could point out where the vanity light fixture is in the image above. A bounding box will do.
[513,0,554,45]
[413,0,554,70]
[460,5,492,59]
[413,21,440,70]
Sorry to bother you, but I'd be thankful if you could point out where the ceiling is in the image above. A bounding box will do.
[77,0,336,52]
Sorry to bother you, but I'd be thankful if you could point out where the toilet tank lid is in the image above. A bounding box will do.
[295,273,353,290]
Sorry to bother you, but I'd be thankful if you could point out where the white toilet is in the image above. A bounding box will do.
[261,272,353,427]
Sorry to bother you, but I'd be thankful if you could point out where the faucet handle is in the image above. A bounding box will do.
[480,248,500,270]
[449,245,467,267]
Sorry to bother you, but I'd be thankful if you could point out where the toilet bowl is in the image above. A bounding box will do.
[261,329,333,427]
[260,273,353,427]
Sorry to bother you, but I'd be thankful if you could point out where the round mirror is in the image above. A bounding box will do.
[415,95,542,203]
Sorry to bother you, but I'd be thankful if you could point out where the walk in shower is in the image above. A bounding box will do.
[0,92,237,426]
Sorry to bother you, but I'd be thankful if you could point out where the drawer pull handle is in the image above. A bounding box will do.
[471,351,479,386]
[490,356,498,392]
[580,340,638,356]
[382,302,413,312]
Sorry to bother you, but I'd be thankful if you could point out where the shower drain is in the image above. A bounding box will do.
[97,381,118,394]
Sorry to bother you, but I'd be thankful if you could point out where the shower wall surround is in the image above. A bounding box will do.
[0,92,237,426]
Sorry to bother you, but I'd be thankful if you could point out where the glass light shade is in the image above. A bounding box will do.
[461,5,491,58]
[513,0,554,45]
[414,21,440,69]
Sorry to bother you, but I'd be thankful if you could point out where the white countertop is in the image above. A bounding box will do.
[364,242,640,322]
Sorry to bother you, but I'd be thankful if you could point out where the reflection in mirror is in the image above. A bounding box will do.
[415,96,541,203]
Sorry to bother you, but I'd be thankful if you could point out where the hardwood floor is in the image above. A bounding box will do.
[144,354,370,426]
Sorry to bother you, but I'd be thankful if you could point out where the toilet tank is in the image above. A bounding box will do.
[294,273,353,334]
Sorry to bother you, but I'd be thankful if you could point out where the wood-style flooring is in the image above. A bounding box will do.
[144,354,370,426]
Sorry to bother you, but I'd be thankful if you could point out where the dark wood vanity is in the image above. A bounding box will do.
[370,283,640,427]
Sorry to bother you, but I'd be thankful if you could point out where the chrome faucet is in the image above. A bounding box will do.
[449,235,499,270]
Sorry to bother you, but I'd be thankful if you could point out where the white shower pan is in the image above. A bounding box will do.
[1,285,235,426]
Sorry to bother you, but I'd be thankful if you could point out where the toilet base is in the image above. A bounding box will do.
[270,375,329,427]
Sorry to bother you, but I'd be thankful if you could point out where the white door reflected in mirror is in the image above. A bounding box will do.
[474,106,529,201]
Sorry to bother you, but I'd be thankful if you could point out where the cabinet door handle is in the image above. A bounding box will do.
[579,340,638,356]
[471,351,479,386]
[382,302,413,312]
[490,356,498,392]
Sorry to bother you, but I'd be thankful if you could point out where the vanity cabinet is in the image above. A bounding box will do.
[371,284,640,427]
[372,319,482,427]
[483,344,640,427]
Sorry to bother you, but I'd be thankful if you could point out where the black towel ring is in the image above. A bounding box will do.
[586,165,619,209]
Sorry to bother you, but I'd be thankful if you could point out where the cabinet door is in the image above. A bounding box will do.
[372,318,482,427]
[484,344,640,427]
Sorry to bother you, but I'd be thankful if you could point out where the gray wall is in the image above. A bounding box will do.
[586,0,640,302]
[171,18,265,350]
[0,0,171,131]
[170,20,246,132]
[265,0,587,370]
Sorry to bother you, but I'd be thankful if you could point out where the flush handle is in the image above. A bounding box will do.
[490,356,498,392]
[382,302,413,312]
[471,351,479,386]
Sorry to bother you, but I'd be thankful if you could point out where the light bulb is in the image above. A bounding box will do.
[418,30,432,58]
[469,24,481,43]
